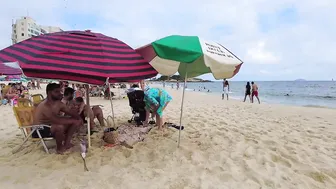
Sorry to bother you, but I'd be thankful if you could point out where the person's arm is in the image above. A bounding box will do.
[83,104,95,121]
[59,102,81,119]
[228,83,230,91]
[146,96,160,111]
[41,108,77,125]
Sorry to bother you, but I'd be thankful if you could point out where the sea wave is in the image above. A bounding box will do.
[262,93,336,99]
[303,105,335,109]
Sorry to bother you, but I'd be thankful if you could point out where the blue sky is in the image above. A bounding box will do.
[1,0,335,81]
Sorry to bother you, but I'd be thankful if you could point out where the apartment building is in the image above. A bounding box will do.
[11,16,63,44]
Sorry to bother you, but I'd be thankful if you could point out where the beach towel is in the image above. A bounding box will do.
[104,125,151,146]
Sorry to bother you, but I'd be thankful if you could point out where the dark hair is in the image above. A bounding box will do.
[64,87,75,96]
[247,82,250,85]
[251,81,254,84]
[75,97,84,103]
[46,83,61,94]
[131,84,139,88]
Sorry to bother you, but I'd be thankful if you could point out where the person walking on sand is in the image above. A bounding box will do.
[251,81,260,104]
[243,82,252,102]
[222,79,229,100]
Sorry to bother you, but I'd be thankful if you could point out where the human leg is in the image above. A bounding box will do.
[83,108,95,129]
[92,106,105,126]
[243,94,247,102]
[156,102,169,129]
[63,120,81,149]
[50,124,66,154]
[144,109,150,125]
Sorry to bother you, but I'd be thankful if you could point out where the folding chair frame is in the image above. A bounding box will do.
[13,125,52,154]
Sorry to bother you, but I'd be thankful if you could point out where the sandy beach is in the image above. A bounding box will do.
[0,83,335,189]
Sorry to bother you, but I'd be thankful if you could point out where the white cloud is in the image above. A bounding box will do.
[1,0,336,80]
[259,69,272,75]
[246,41,279,64]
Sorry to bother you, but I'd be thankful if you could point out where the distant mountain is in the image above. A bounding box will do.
[153,75,212,82]
[294,79,306,81]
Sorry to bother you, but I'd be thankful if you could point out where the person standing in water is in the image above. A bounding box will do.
[243,82,251,102]
[251,81,260,104]
[222,79,230,100]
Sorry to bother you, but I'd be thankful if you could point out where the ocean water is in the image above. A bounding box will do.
[161,81,336,108]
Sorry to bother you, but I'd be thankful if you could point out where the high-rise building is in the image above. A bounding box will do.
[11,16,63,44]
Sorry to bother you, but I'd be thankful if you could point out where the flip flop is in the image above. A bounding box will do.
[167,124,184,130]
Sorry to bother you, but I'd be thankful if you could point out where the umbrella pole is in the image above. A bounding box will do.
[108,83,116,127]
[177,72,187,147]
[85,85,91,147]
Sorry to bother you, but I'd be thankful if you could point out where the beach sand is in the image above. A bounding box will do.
[0,83,335,189]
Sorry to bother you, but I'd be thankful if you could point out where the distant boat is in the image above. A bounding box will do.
[294,79,306,81]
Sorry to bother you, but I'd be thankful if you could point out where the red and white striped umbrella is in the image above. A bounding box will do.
[0,30,157,85]
[0,62,22,75]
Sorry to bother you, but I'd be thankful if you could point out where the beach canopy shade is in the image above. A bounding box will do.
[137,35,244,147]
[136,35,243,79]
[0,30,158,148]
[0,30,158,85]
[0,62,22,75]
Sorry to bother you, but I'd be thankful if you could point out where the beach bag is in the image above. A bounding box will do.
[103,128,118,144]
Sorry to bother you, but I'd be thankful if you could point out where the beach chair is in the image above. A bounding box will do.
[31,94,44,106]
[12,106,53,154]
[1,85,10,99]
[16,98,34,107]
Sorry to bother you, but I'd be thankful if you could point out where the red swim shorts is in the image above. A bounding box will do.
[252,91,258,97]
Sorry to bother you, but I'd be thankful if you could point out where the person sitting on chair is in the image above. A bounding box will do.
[71,97,105,128]
[33,83,82,154]
[62,87,75,105]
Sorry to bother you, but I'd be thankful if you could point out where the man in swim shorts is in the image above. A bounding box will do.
[251,82,260,104]
[34,83,82,154]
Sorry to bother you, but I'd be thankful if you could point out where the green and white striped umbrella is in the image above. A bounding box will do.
[136,35,243,79]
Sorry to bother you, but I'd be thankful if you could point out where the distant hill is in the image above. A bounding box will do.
[153,75,212,82]
[294,79,306,81]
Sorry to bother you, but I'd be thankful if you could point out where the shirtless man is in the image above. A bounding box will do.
[222,79,230,100]
[33,83,82,154]
[251,81,260,104]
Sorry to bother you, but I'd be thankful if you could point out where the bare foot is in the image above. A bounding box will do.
[65,143,75,150]
[56,146,66,154]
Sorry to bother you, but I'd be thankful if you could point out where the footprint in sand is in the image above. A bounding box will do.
[262,140,277,146]
[270,154,292,168]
